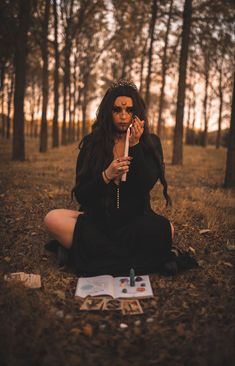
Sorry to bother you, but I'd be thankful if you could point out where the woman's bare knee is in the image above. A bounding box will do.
[44,209,80,230]
[44,209,83,248]
[44,209,60,232]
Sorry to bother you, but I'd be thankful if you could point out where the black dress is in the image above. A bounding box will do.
[70,133,173,276]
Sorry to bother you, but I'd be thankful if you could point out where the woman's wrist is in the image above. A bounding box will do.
[102,170,111,184]
[129,140,139,147]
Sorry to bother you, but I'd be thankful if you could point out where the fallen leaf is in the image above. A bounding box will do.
[182,301,189,309]
[56,310,64,318]
[198,260,206,267]
[200,307,207,316]
[199,229,211,234]
[4,256,11,262]
[83,324,93,337]
[53,290,66,300]
[65,314,73,321]
[158,279,165,288]
[189,246,196,254]
[70,327,81,335]
[176,323,185,336]
[226,240,235,251]
[134,327,141,336]
[221,261,233,268]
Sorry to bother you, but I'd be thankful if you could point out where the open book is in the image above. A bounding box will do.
[75,274,153,299]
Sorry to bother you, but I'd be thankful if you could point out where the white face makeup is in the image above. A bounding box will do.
[112,96,134,134]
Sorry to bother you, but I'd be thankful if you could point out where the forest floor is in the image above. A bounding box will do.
[0,137,234,366]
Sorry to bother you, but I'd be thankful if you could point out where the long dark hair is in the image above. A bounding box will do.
[73,80,171,206]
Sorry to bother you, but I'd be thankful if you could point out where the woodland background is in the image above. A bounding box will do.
[0,1,235,366]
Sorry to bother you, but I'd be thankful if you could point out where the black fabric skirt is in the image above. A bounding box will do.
[69,210,173,276]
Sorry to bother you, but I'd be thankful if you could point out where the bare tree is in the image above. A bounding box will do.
[52,0,59,148]
[145,0,157,112]
[201,44,211,147]
[224,74,235,188]
[39,0,50,153]
[6,73,14,139]
[172,0,192,165]
[61,0,74,145]
[216,60,223,149]
[12,0,31,160]
[157,0,174,137]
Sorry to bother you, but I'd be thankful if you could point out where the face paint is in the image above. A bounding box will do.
[112,96,134,134]
[112,106,134,115]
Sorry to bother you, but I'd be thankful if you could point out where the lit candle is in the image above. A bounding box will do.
[121,124,132,182]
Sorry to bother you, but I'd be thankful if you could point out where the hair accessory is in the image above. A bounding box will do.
[110,79,138,91]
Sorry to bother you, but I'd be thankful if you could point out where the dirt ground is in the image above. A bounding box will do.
[0,137,234,366]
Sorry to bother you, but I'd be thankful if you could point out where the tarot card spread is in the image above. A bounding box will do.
[80,297,143,315]
[80,297,106,311]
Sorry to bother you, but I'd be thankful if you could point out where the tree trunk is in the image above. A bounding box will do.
[216,66,223,149]
[62,37,70,145]
[202,56,209,147]
[7,74,14,139]
[1,79,6,137]
[139,38,148,97]
[0,62,5,137]
[30,81,35,138]
[172,0,192,165]
[82,78,89,137]
[71,53,77,142]
[35,93,41,138]
[82,100,87,138]
[224,74,235,187]
[191,85,196,145]
[121,55,127,79]
[73,53,80,141]
[185,94,192,144]
[145,0,157,112]
[76,83,82,141]
[68,76,73,143]
[39,0,50,153]
[61,1,74,145]
[52,0,59,148]
[12,0,31,160]
[157,0,173,137]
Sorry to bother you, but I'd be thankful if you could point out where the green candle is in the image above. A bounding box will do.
[130,268,135,287]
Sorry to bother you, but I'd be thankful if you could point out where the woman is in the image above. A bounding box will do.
[44,80,179,276]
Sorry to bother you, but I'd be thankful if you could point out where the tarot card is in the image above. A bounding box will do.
[4,272,41,288]
[103,298,122,311]
[121,299,143,315]
[80,296,105,311]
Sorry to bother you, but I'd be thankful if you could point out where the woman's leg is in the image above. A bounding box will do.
[44,209,83,249]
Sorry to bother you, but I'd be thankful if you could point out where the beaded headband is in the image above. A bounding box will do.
[110,79,138,91]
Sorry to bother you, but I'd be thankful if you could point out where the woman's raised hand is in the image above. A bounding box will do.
[104,156,132,181]
[129,115,144,147]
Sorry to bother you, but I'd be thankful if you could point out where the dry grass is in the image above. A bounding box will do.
[0,137,234,366]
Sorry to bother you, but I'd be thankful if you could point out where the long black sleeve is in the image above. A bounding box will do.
[128,134,163,192]
[73,141,108,205]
